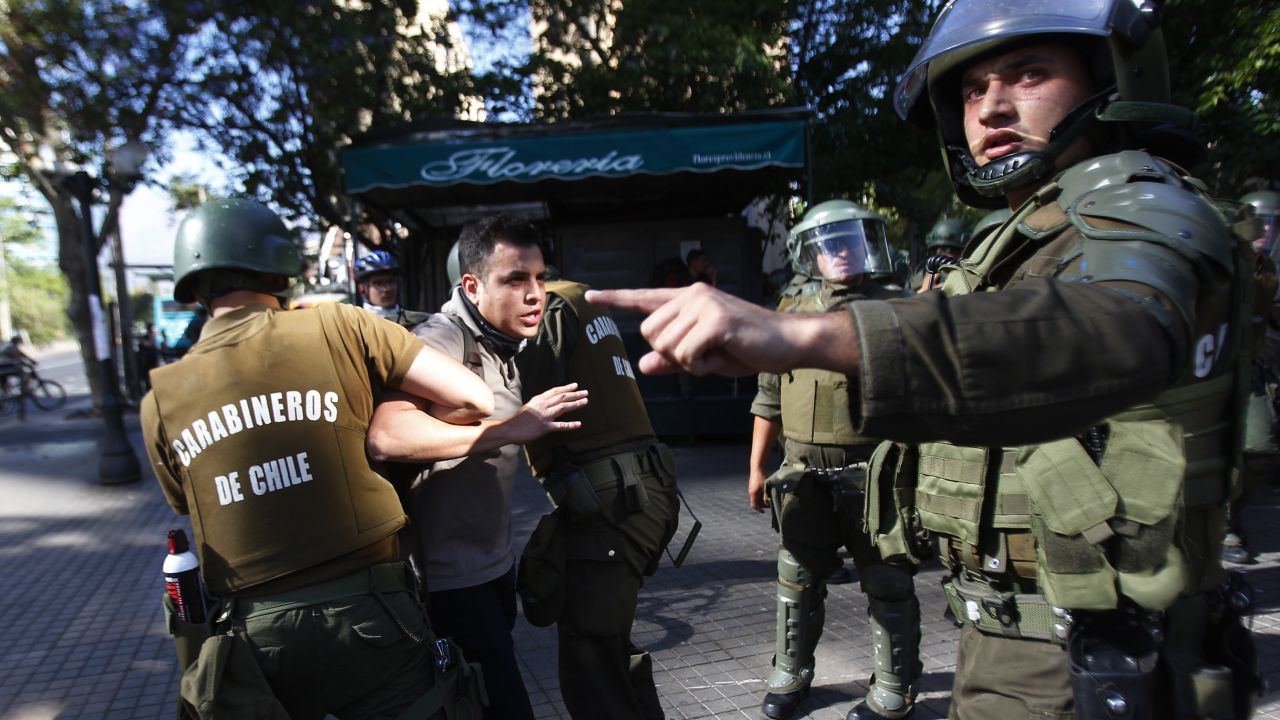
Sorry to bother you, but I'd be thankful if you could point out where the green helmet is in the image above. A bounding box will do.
[895,0,1200,208]
[787,200,894,281]
[1242,190,1280,255]
[173,198,304,304]
[972,208,1013,239]
[446,241,461,286]
[925,217,971,251]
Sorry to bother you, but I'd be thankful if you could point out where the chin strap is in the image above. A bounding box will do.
[953,87,1115,199]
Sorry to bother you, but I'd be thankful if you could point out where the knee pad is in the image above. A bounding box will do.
[860,562,914,601]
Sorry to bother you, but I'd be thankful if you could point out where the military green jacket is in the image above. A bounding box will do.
[857,151,1246,612]
[850,152,1237,446]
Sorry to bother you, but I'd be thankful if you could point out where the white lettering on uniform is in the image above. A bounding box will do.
[192,419,213,450]
[248,452,313,497]
[251,395,271,426]
[181,429,200,459]
[270,392,287,423]
[305,390,322,421]
[324,392,339,422]
[222,404,243,434]
[264,459,283,491]
[1193,323,1229,378]
[286,391,303,421]
[172,439,191,467]
[250,464,266,495]
[215,472,244,505]
[612,355,636,379]
[207,410,229,442]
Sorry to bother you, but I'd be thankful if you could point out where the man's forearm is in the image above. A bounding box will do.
[749,415,783,474]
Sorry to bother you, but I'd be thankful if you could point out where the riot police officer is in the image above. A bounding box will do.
[913,218,969,291]
[355,249,429,328]
[516,275,680,720]
[141,198,497,718]
[1227,190,1280,564]
[749,201,920,720]
[590,1,1261,717]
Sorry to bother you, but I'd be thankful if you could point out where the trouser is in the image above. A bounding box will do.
[428,565,534,720]
[769,464,920,713]
[225,563,442,720]
[950,625,1073,720]
[555,449,680,720]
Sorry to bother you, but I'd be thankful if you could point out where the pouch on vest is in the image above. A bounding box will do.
[765,465,808,533]
[915,443,990,548]
[164,591,217,674]
[1020,420,1187,611]
[179,627,290,720]
[516,511,566,627]
[426,636,488,720]
[542,465,603,522]
[864,441,922,564]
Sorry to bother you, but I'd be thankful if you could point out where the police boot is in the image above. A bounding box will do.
[763,549,825,719]
[849,567,921,720]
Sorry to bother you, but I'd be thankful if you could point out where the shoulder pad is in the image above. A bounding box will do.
[1061,153,1232,273]
[1056,150,1180,207]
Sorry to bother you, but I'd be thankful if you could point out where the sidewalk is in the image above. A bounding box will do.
[2,411,1280,719]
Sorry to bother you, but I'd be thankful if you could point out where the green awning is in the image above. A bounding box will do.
[343,119,805,193]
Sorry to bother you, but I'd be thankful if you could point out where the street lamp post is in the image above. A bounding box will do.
[61,170,142,486]
[107,140,149,401]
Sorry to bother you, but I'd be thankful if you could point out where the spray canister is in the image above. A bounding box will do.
[164,529,207,624]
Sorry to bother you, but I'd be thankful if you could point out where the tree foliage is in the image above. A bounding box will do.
[1164,0,1280,194]
[1,0,201,401]
[175,0,478,225]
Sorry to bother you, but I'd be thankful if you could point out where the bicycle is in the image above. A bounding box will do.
[0,363,67,417]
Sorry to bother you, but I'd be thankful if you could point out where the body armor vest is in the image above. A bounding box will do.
[781,283,892,452]
[148,305,405,596]
[914,151,1246,612]
[524,281,655,476]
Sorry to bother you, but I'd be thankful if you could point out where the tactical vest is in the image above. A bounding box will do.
[148,305,406,596]
[914,151,1246,612]
[524,281,655,475]
[780,283,890,450]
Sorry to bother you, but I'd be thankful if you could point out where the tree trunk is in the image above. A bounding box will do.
[52,191,111,410]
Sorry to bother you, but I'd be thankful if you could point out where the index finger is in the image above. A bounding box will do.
[585,288,681,314]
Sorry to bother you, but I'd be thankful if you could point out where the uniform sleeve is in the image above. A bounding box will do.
[328,303,425,389]
[751,372,781,420]
[140,391,188,515]
[851,277,1181,445]
[516,293,574,401]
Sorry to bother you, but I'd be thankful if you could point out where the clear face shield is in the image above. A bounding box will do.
[790,220,894,282]
[1260,213,1280,260]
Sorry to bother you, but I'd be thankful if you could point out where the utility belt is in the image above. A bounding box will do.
[942,570,1069,646]
[224,561,418,622]
[164,562,487,719]
[540,443,677,522]
[766,461,869,494]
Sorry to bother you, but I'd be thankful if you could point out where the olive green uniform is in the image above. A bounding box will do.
[517,280,680,720]
[753,279,921,717]
[856,152,1247,719]
[142,301,444,719]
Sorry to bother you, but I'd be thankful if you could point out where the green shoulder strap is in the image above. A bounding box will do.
[444,312,484,381]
